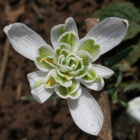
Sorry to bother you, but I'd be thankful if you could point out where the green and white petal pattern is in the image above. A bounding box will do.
[55,84,81,99]
[55,86,68,99]
[57,32,79,53]
[73,64,92,79]
[56,70,73,80]
[45,70,60,88]
[51,17,78,49]
[67,86,103,135]
[27,71,54,103]
[4,23,46,60]
[93,64,114,79]
[76,50,92,63]
[82,77,105,91]
[80,69,97,83]
[35,45,55,72]
[69,87,82,99]
[52,69,72,87]
[79,37,101,62]
[68,79,80,94]
[86,17,128,55]
[53,43,71,63]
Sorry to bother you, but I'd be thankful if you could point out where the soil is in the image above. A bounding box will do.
[0,0,140,140]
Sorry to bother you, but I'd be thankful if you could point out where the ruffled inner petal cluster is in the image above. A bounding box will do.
[34,27,106,99]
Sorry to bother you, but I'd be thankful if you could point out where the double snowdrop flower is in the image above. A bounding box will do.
[126,97,140,123]
[4,17,128,135]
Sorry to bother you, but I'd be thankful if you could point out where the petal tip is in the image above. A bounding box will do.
[66,17,74,21]
[122,19,129,27]
[3,24,12,34]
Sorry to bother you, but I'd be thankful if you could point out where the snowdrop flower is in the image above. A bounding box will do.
[4,17,128,135]
[126,97,140,123]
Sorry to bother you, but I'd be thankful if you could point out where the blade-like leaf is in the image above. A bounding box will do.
[105,46,133,66]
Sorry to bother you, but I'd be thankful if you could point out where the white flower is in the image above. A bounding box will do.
[4,17,128,135]
[126,97,140,123]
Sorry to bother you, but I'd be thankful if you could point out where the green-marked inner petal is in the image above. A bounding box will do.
[59,43,71,51]
[54,44,71,64]
[94,75,101,82]
[79,38,100,58]
[74,66,89,79]
[58,86,68,97]
[45,70,59,88]
[58,32,79,52]
[57,70,73,80]
[57,25,68,38]
[36,46,54,71]
[81,69,96,82]
[41,56,56,67]
[52,70,72,87]
[45,77,58,88]
[70,89,79,98]
[36,57,53,70]
[38,47,53,58]
[69,87,82,99]
[76,50,92,63]
[58,55,66,65]
[68,79,79,94]
[69,59,84,75]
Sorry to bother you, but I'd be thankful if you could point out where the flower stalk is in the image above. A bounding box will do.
[85,18,112,140]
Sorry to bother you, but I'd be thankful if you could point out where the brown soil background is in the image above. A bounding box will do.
[0,0,140,140]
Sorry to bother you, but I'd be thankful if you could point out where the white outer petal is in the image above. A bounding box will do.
[4,23,46,60]
[67,86,103,135]
[85,17,128,55]
[27,71,54,103]
[51,17,78,49]
[126,97,140,123]
[82,77,105,91]
[65,17,78,34]
[93,64,114,79]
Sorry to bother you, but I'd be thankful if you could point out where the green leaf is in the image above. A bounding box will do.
[118,98,129,108]
[122,83,140,92]
[111,89,119,104]
[110,89,129,108]
[105,46,133,66]
[20,95,58,105]
[115,67,122,87]
[20,96,35,101]
[125,41,140,64]
[93,2,140,40]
